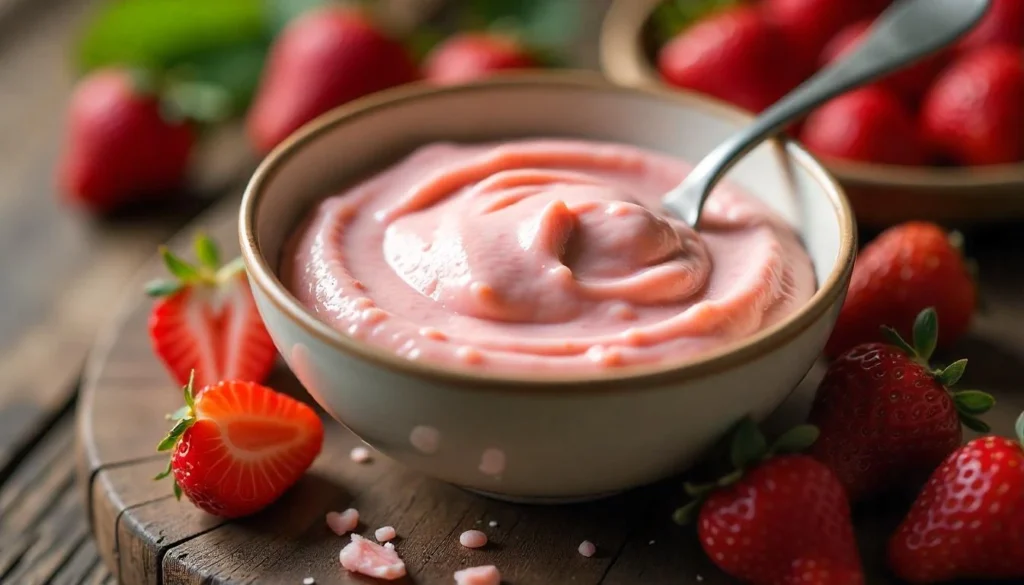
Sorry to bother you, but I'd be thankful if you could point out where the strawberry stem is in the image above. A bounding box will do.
[145,234,246,298]
[155,370,199,499]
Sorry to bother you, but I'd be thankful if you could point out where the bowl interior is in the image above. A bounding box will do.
[244,74,854,384]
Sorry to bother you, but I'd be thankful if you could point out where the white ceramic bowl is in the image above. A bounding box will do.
[239,72,856,502]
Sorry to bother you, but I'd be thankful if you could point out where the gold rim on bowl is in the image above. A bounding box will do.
[598,0,1024,199]
[239,71,857,393]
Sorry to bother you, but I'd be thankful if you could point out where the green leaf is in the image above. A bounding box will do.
[769,425,820,455]
[157,418,191,452]
[144,279,184,298]
[912,308,939,361]
[194,234,221,270]
[959,413,991,434]
[1015,411,1024,446]
[173,481,183,501]
[729,417,768,470]
[154,459,173,481]
[165,41,269,118]
[77,0,269,73]
[184,371,197,411]
[672,499,702,525]
[163,80,235,125]
[953,390,995,416]
[407,27,447,62]
[465,0,582,53]
[882,326,917,359]
[264,0,331,34]
[936,359,968,387]
[160,247,199,281]
[684,481,716,499]
[165,405,190,421]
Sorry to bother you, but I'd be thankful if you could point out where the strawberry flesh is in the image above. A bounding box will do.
[424,33,538,85]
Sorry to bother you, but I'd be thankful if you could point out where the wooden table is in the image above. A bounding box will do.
[1,1,1022,584]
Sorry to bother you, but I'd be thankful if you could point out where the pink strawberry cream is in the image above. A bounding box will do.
[281,139,816,374]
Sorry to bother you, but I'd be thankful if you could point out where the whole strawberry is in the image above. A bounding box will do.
[888,418,1024,582]
[57,68,194,213]
[921,45,1024,166]
[675,420,865,585]
[764,0,890,62]
[810,308,993,502]
[423,32,538,85]
[957,0,1024,53]
[824,221,976,359]
[819,20,948,102]
[800,87,926,166]
[657,5,800,113]
[146,234,277,390]
[156,373,324,518]
[246,7,417,153]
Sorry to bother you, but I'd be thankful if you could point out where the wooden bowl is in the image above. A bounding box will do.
[599,0,1024,227]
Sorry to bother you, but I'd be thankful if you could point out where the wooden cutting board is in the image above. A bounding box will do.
[75,194,1024,584]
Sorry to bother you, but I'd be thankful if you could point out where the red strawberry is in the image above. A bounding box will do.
[957,0,1024,53]
[657,6,800,113]
[57,68,194,213]
[764,0,890,61]
[800,87,926,166]
[675,420,864,585]
[810,308,993,502]
[824,221,976,358]
[820,20,948,102]
[423,32,538,85]
[156,374,324,518]
[921,45,1024,166]
[888,422,1024,583]
[246,7,417,153]
[146,234,277,390]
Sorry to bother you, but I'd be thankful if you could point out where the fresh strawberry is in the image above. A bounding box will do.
[824,221,976,358]
[146,234,277,390]
[921,45,1024,166]
[819,20,948,102]
[888,418,1024,583]
[764,0,890,62]
[156,374,324,518]
[957,0,1024,53]
[675,420,864,585]
[57,68,194,213]
[246,7,417,153]
[423,32,538,85]
[800,87,926,166]
[810,308,993,502]
[657,6,801,113]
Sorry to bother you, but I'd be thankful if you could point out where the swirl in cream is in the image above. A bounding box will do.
[282,140,816,373]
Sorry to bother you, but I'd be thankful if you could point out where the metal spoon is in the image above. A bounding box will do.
[663,0,991,228]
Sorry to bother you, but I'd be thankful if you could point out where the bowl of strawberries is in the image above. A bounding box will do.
[600,0,1024,226]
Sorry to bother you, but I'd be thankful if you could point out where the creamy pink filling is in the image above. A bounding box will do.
[454,565,501,585]
[282,139,816,374]
[339,534,406,580]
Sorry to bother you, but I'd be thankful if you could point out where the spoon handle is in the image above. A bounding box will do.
[665,0,990,227]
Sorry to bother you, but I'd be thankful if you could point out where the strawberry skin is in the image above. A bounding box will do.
[246,7,417,153]
[157,377,324,518]
[800,87,926,166]
[57,68,194,213]
[809,309,991,502]
[888,432,1024,582]
[764,0,890,62]
[657,6,800,113]
[957,0,1024,53]
[676,420,864,585]
[824,222,975,359]
[146,235,277,390]
[424,33,538,85]
[921,45,1024,166]
[819,20,948,102]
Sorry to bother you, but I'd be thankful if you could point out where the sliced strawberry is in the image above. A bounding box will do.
[146,234,277,390]
[156,374,324,518]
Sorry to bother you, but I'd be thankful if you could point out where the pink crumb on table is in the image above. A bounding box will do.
[349,446,372,463]
[340,534,406,580]
[326,508,359,535]
[454,565,501,585]
[375,526,397,542]
[459,530,488,549]
[578,540,597,557]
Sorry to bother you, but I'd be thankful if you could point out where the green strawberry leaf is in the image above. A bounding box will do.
[144,278,184,298]
[173,481,183,501]
[160,247,200,281]
[1015,411,1024,446]
[959,413,991,434]
[912,307,939,361]
[672,499,701,525]
[153,459,174,481]
[768,424,820,455]
[165,405,190,421]
[953,390,995,416]
[183,371,197,410]
[729,417,768,470]
[882,326,918,359]
[76,0,268,73]
[157,418,191,452]
[936,359,968,387]
[264,0,333,34]
[194,234,221,270]
[463,0,582,57]
[649,0,745,46]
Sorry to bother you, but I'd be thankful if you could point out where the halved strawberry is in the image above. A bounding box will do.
[156,373,324,518]
[146,234,277,390]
